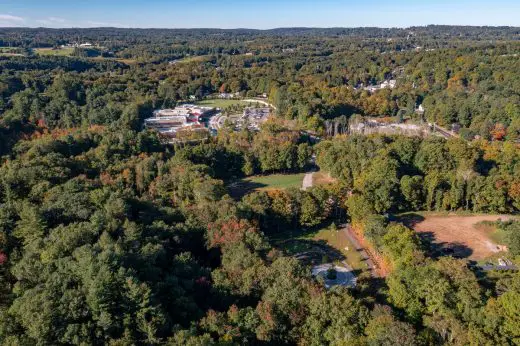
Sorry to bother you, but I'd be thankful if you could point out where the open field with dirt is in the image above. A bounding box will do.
[312,171,337,186]
[400,213,515,260]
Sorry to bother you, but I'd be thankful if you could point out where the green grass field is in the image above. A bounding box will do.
[486,223,508,245]
[171,55,211,65]
[34,48,74,56]
[244,173,305,190]
[228,173,305,198]
[273,226,367,272]
[0,47,24,56]
[0,53,24,57]
[195,99,262,109]
[90,57,138,65]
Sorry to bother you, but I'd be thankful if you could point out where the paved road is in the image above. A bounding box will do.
[341,225,377,276]
[302,172,314,190]
[242,98,276,109]
[431,123,458,139]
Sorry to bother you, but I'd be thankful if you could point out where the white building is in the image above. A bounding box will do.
[364,79,397,93]
[380,80,396,89]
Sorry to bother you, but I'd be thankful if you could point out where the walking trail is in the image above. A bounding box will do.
[302,172,315,190]
[342,225,378,277]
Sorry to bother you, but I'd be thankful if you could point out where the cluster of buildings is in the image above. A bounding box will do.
[362,79,397,93]
[144,105,217,138]
[218,92,241,99]
[145,98,273,141]
[60,42,95,49]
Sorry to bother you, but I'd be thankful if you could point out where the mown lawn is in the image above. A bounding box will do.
[176,55,211,64]
[488,224,508,245]
[273,226,367,272]
[228,173,305,199]
[195,99,262,109]
[0,47,25,56]
[311,228,366,270]
[34,48,74,56]
[245,173,305,190]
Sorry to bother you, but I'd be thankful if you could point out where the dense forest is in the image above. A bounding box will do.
[0,26,519,345]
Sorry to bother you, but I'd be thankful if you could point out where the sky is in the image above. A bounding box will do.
[0,0,519,29]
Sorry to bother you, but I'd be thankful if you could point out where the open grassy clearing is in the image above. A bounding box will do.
[90,57,138,64]
[311,228,367,270]
[195,98,263,108]
[0,53,24,57]
[0,47,25,56]
[34,47,75,56]
[246,173,305,189]
[173,55,211,64]
[399,212,515,260]
[476,221,507,245]
[272,226,367,272]
[228,173,305,198]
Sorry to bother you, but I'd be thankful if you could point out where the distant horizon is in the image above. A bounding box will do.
[1,24,519,30]
[1,0,519,29]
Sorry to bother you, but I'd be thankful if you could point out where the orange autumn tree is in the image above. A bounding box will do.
[491,123,507,141]
[207,217,266,251]
[509,181,520,209]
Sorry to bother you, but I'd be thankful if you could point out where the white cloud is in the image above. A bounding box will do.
[36,17,68,26]
[0,14,25,26]
[48,17,66,23]
[0,14,24,22]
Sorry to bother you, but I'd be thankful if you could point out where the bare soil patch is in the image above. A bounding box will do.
[312,171,337,186]
[401,213,514,260]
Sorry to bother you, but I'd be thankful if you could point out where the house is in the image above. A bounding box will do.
[451,123,461,133]
[363,79,397,93]
[365,85,380,93]
[218,92,240,99]
[219,93,233,99]
[381,80,397,89]
[145,105,216,138]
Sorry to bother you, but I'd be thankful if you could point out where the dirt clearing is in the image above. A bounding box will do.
[401,214,514,260]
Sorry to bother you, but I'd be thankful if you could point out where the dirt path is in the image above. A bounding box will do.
[302,172,314,190]
[342,226,377,276]
[404,214,513,260]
